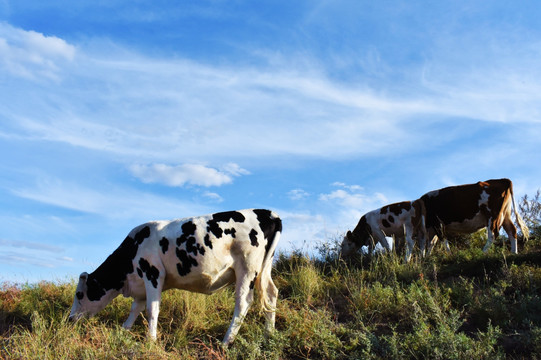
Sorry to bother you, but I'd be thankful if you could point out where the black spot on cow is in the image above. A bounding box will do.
[139,258,160,288]
[135,226,151,245]
[388,215,395,224]
[249,229,259,247]
[76,291,84,300]
[385,202,411,217]
[176,248,198,276]
[224,228,236,238]
[212,211,246,223]
[253,209,281,240]
[183,221,197,236]
[206,219,223,238]
[86,225,151,301]
[175,220,206,260]
[205,211,245,240]
[177,221,197,246]
[185,237,196,253]
[382,219,391,228]
[185,236,205,256]
[249,272,258,290]
[253,209,282,256]
[204,234,213,249]
[159,237,169,254]
[137,268,143,278]
[86,276,106,301]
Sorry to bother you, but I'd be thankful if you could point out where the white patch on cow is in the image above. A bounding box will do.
[360,237,392,255]
[478,190,489,207]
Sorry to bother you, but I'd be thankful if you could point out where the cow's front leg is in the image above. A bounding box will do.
[374,231,391,252]
[123,298,145,330]
[142,272,164,340]
[404,226,415,263]
[145,287,162,340]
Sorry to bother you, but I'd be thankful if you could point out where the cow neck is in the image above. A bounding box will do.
[86,226,151,301]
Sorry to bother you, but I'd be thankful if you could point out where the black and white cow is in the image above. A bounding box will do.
[69,209,282,346]
[341,200,427,262]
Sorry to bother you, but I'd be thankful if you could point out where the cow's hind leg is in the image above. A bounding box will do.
[256,266,278,334]
[223,270,256,346]
[123,298,145,330]
[503,217,518,254]
[403,223,415,263]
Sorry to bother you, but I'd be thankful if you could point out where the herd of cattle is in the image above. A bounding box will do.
[341,178,529,262]
[69,178,529,345]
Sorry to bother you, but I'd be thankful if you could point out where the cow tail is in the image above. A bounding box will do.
[511,187,530,241]
[256,213,281,313]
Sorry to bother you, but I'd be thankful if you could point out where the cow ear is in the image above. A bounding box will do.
[79,272,88,281]
[346,231,352,239]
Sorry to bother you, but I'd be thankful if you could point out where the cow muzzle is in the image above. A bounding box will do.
[68,311,86,322]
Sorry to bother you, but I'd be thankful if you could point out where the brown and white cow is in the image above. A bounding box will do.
[341,200,427,262]
[420,178,529,254]
[69,209,281,346]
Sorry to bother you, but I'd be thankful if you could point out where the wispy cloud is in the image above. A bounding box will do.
[129,163,249,187]
[0,238,64,253]
[0,22,75,80]
[11,176,211,220]
[288,189,310,201]
[0,238,73,270]
[202,191,224,203]
[277,183,392,252]
[2,20,539,176]
[0,252,73,269]
[319,182,387,211]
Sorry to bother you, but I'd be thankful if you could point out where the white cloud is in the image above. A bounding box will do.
[202,191,224,203]
[11,176,210,220]
[0,238,74,270]
[319,182,387,210]
[275,184,391,255]
[0,22,76,80]
[276,211,328,254]
[0,238,64,253]
[3,22,539,169]
[129,163,248,187]
[221,163,251,176]
[288,189,310,201]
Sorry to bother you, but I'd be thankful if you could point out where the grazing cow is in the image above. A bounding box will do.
[420,178,529,254]
[69,209,281,346]
[341,200,427,262]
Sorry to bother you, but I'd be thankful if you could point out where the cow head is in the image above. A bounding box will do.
[340,230,360,257]
[340,216,373,258]
[69,272,116,321]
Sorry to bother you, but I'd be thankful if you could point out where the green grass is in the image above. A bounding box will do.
[2,231,541,359]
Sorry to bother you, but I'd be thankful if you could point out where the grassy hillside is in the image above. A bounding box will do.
[2,230,541,359]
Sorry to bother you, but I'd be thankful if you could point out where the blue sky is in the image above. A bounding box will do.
[1,1,541,283]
